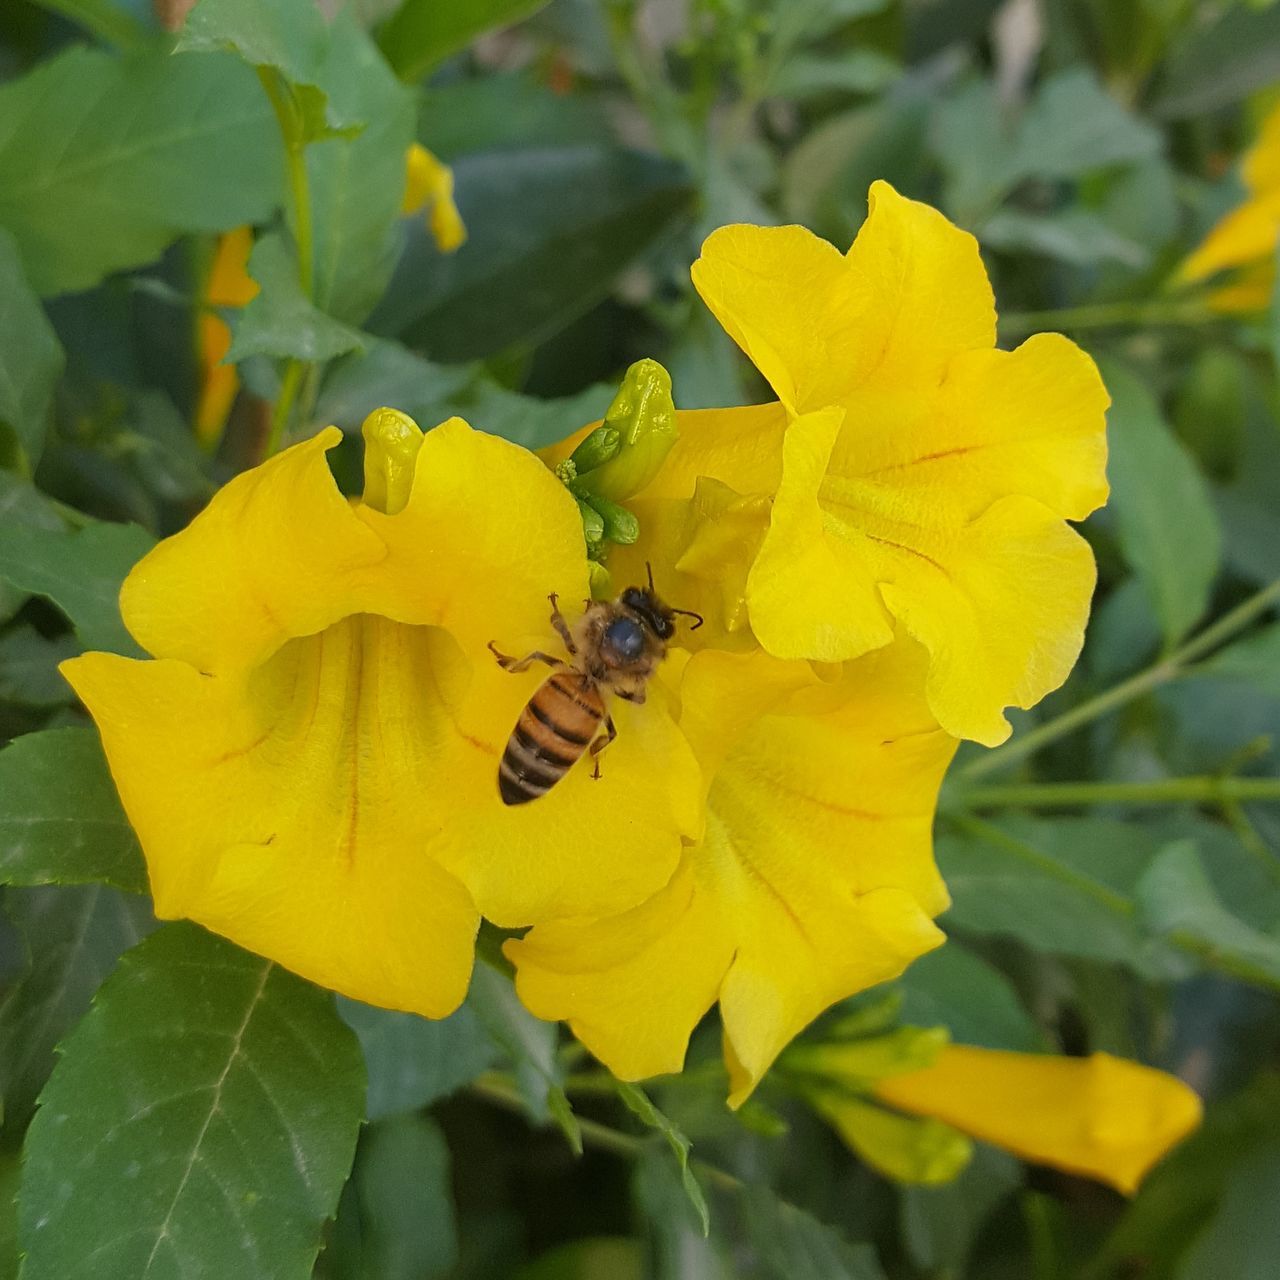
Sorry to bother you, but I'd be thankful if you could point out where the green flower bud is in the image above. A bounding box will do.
[568,424,622,474]
[574,492,639,545]
[587,559,613,600]
[361,407,424,515]
[574,495,606,546]
[574,358,677,502]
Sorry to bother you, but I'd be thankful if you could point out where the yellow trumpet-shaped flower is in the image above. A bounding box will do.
[60,412,701,1017]
[1180,100,1280,311]
[195,226,258,446]
[873,1045,1203,1194]
[600,182,1109,746]
[508,639,958,1106]
[402,142,467,253]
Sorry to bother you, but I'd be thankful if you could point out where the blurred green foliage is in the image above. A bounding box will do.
[1,0,1280,1277]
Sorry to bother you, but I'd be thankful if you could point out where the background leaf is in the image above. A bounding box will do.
[0,229,63,468]
[377,0,552,83]
[18,922,365,1280]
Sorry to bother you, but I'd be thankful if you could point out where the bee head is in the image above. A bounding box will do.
[619,586,677,641]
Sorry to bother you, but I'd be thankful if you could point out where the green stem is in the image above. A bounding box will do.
[999,298,1217,339]
[952,776,1280,810]
[959,579,1280,781]
[255,68,315,296]
[264,358,304,457]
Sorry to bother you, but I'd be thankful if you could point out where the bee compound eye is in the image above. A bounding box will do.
[604,616,645,660]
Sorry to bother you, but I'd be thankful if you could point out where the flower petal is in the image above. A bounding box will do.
[836,333,1110,523]
[508,642,956,1104]
[61,635,480,1018]
[874,1047,1203,1194]
[746,408,894,662]
[121,427,387,674]
[1179,189,1280,282]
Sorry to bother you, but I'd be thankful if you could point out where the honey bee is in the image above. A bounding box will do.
[488,568,702,805]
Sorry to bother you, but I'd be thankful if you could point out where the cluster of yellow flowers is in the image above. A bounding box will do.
[63,181,1200,1191]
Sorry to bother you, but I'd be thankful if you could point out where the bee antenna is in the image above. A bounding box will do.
[645,561,656,593]
[669,606,704,631]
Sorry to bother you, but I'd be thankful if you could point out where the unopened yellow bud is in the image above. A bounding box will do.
[361,408,423,515]
[402,143,467,253]
[573,358,677,501]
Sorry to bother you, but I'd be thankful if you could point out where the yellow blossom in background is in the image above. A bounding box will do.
[402,142,467,253]
[509,639,959,1106]
[787,1031,1201,1193]
[1179,100,1280,312]
[194,225,257,446]
[61,411,700,1017]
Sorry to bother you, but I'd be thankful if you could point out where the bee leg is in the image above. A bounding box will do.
[615,686,647,705]
[487,641,566,674]
[547,593,577,655]
[589,714,617,780]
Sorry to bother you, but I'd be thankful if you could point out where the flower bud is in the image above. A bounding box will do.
[568,424,622,474]
[583,493,640,545]
[402,143,467,254]
[361,407,424,515]
[573,358,677,502]
[574,495,606,546]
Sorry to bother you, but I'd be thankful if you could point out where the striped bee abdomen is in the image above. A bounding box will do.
[499,670,604,805]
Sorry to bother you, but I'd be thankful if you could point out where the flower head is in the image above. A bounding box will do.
[611,182,1109,745]
[61,411,700,1017]
[195,226,258,446]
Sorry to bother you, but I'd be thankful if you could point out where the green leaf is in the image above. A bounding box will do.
[1200,624,1280,698]
[18,922,365,1280]
[900,1145,1021,1275]
[337,996,501,1120]
[28,0,155,51]
[769,50,901,99]
[229,234,366,363]
[516,1238,643,1280]
[1137,841,1280,988]
[1154,2,1280,116]
[1179,1142,1280,1279]
[371,145,694,361]
[0,229,63,468]
[0,46,282,295]
[980,208,1149,268]
[179,0,366,138]
[0,626,79,707]
[635,1151,734,1280]
[738,1186,887,1280]
[0,1149,17,1280]
[377,0,552,83]
[616,1082,710,1237]
[935,815,1173,975]
[467,964,581,1154]
[0,884,154,1127]
[895,944,1042,1052]
[1101,361,1221,646]
[329,1115,458,1280]
[0,728,146,893]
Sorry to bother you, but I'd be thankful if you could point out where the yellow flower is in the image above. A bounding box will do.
[1180,100,1280,311]
[194,226,258,446]
[508,638,958,1106]
[873,1045,1202,1194]
[402,142,467,253]
[60,411,700,1017]
[612,182,1109,746]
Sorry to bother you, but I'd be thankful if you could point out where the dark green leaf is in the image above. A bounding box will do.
[1199,624,1280,697]
[0,518,152,654]
[1179,1141,1280,1279]
[371,145,694,362]
[329,1115,457,1280]
[769,50,901,100]
[0,728,146,892]
[895,944,1042,1051]
[0,626,79,707]
[1102,361,1221,646]
[516,1238,643,1280]
[27,0,156,50]
[18,923,365,1280]
[0,47,282,295]
[229,234,365,363]
[377,0,552,83]
[337,996,501,1120]
[617,1082,710,1236]
[0,229,63,468]
[0,883,154,1127]
[0,1149,16,1280]
[1137,841,1280,988]
[467,964,581,1154]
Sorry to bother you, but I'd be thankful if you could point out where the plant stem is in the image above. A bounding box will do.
[959,579,1280,781]
[999,298,1216,339]
[264,358,304,458]
[952,775,1280,810]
